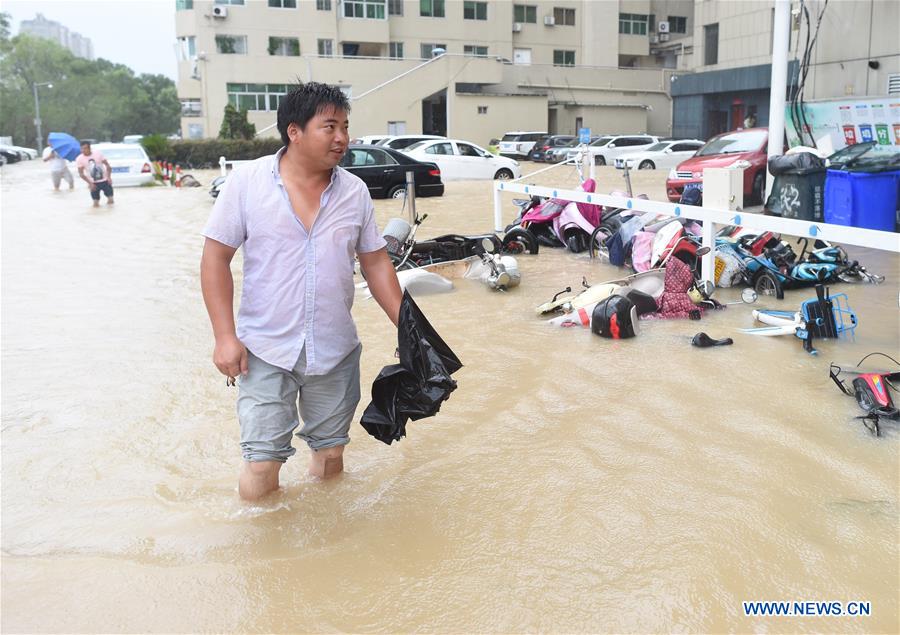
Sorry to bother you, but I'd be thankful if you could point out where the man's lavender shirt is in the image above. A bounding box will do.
[202,147,386,374]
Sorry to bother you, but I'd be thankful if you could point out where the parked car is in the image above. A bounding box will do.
[0,144,23,165]
[528,135,575,162]
[544,136,602,163]
[10,145,38,159]
[403,138,521,180]
[376,134,446,150]
[569,134,659,166]
[339,144,444,199]
[614,139,705,170]
[122,135,144,144]
[351,134,392,145]
[93,142,154,187]
[665,128,770,203]
[498,131,547,159]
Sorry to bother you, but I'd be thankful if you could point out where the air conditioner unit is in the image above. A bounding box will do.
[212,5,228,18]
[650,34,659,44]
[544,15,555,26]
[658,20,669,33]
[659,33,670,42]
[512,22,523,32]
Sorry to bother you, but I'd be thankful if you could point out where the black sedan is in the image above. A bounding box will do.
[339,144,444,199]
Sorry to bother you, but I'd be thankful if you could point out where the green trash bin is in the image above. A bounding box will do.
[765,167,827,221]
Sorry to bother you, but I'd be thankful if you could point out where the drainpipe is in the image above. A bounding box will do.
[766,0,791,197]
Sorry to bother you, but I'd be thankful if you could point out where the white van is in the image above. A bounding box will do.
[498,131,547,159]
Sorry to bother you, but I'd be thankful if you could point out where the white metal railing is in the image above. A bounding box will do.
[492,180,900,283]
[219,155,252,176]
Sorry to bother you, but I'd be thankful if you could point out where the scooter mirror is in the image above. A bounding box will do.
[695,246,711,257]
[741,288,758,303]
[480,238,495,253]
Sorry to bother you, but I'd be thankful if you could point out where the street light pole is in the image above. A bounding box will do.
[32,81,53,153]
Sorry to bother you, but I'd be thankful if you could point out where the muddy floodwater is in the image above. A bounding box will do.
[2,158,898,633]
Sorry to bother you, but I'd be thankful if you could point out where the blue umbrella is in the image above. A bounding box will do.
[48,132,81,161]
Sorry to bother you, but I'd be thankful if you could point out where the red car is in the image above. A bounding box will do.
[666,128,769,203]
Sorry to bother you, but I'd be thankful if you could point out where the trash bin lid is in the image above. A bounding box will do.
[827,141,877,168]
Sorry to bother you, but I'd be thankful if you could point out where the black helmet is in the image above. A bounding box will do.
[591,295,639,339]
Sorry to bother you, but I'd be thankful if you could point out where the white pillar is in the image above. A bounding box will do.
[493,183,503,232]
[766,0,791,197]
[701,220,715,285]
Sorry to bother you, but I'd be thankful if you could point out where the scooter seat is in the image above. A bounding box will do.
[691,332,734,347]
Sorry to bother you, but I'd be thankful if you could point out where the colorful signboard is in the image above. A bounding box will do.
[785,97,900,155]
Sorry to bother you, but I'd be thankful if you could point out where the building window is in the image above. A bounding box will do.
[420,0,444,18]
[214,0,244,4]
[187,123,204,139]
[463,1,487,20]
[553,7,575,26]
[180,99,202,116]
[389,41,404,58]
[420,43,446,58]
[477,105,488,114]
[176,0,193,10]
[344,0,386,19]
[227,83,289,111]
[618,13,648,35]
[318,38,333,56]
[667,15,687,34]
[388,0,403,15]
[342,43,360,56]
[704,23,719,65]
[464,45,488,57]
[215,35,247,54]
[268,0,296,6]
[176,36,196,61]
[553,49,575,66]
[513,4,536,23]
[268,36,299,56]
[316,0,331,10]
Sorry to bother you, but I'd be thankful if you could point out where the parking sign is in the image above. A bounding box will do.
[579,128,591,144]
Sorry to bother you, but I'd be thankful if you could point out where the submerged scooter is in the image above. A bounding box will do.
[829,352,900,436]
[741,284,858,354]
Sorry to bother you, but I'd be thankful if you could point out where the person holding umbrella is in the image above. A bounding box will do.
[74,140,114,207]
[42,144,74,191]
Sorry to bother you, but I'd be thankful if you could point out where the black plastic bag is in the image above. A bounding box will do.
[768,152,825,175]
[360,290,462,445]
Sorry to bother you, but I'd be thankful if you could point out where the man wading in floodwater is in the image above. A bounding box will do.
[200,82,402,501]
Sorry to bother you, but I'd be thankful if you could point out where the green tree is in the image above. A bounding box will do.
[0,11,11,44]
[218,103,256,140]
[0,34,181,146]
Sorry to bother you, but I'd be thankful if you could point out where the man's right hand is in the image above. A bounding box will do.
[89,181,97,191]
[213,334,248,379]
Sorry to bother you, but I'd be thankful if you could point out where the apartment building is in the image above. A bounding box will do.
[174,0,687,144]
[19,13,95,60]
[672,0,900,140]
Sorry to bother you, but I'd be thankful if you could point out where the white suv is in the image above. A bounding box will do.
[568,134,659,166]
[499,131,547,159]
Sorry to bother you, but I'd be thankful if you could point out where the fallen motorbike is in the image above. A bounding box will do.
[829,352,900,436]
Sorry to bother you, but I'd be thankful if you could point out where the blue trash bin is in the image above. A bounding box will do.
[824,168,900,231]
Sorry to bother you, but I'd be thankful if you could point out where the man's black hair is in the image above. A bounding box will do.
[277,81,351,145]
[80,140,91,146]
